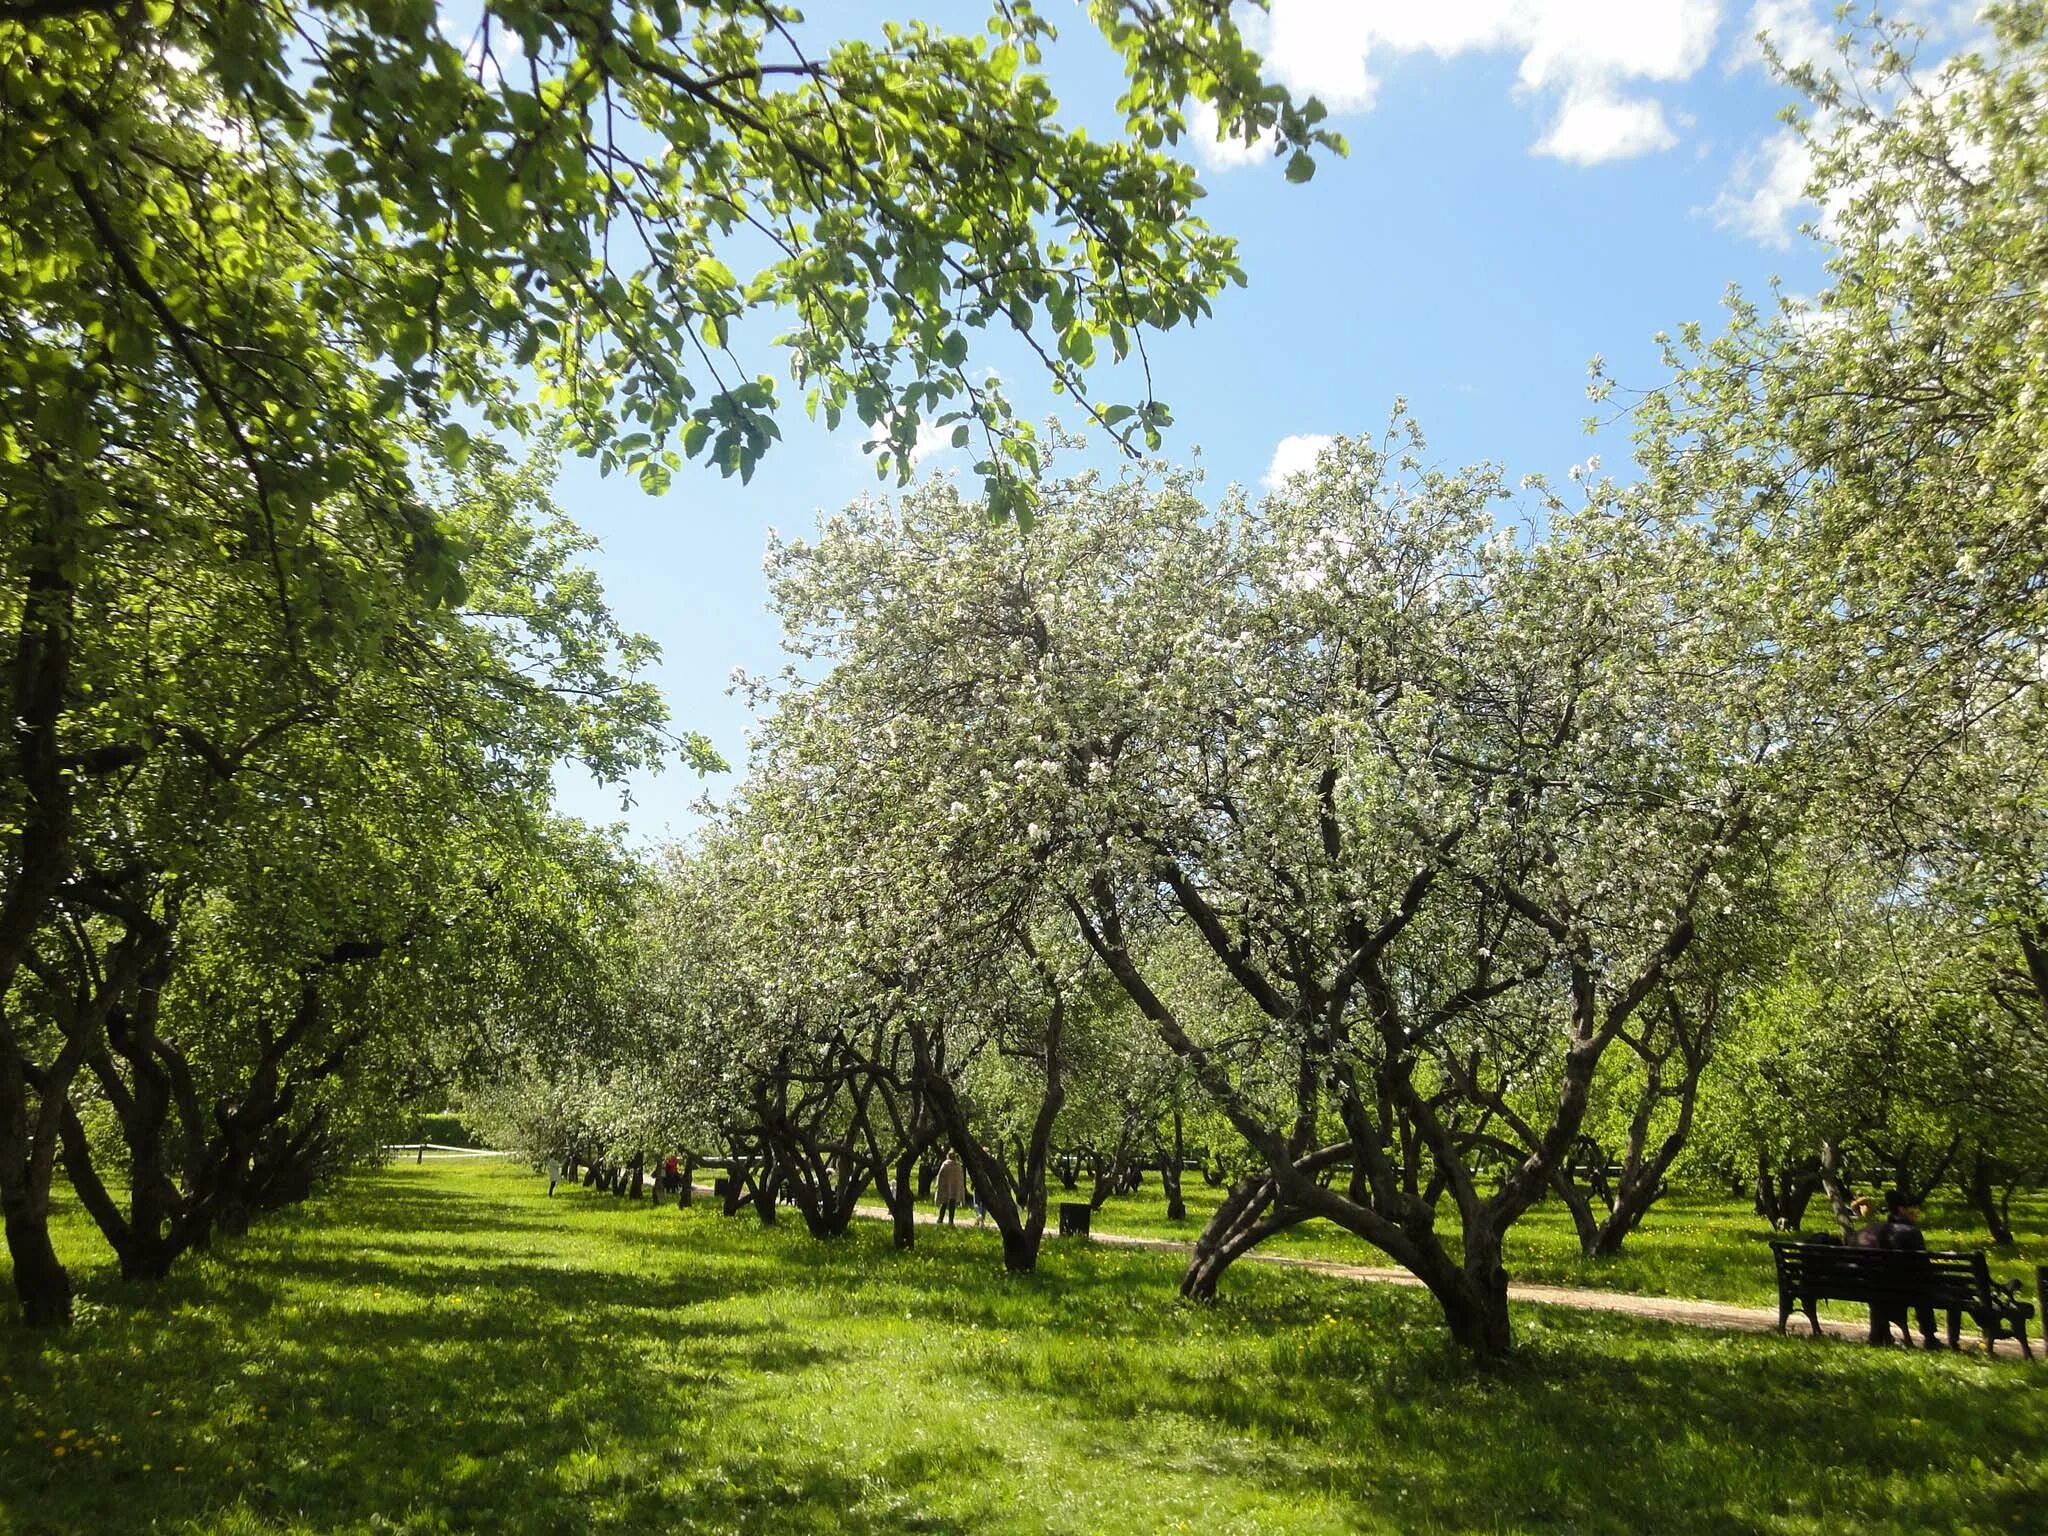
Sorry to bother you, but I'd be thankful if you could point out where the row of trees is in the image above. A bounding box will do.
[486,9,2048,1360]
[3,0,1334,1326]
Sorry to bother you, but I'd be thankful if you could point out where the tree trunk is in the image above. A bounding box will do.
[1550,1169,1603,1257]
[1965,1151,2016,1246]
[1162,1141,1186,1223]
[1817,1140,1859,1238]
[1182,1172,1305,1300]
[628,1150,644,1200]
[1436,1260,1512,1359]
[1781,1176,1817,1231]
[1753,1153,1823,1231]
[747,1159,781,1224]
[999,1226,1039,1273]
[0,499,84,1330]
[3,1199,70,1328]
[1591,1177,1658,1257]
[59,1098,179,1283]
[1087,1162,1117,1212]
[1752,1152,1779,1225]
[1586,1083,1698,1258]
[887,1150,918,1250]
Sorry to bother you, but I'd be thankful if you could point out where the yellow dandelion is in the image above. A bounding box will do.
[51,1446,65,1458]
[58,1428,75,1440]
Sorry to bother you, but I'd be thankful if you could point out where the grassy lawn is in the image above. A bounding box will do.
[2,1162,2043,1535]
[1081,1177,2048,1313]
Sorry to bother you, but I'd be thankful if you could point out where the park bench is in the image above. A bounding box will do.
[1770,1239,2033,1358]
[1058,1201,1092,1237]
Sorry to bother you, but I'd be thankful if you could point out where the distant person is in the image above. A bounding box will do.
[935,1150,966,1226]
[662,1154,681,1195]
[546,1156,563,1197]
[1858,1190,1936,1347]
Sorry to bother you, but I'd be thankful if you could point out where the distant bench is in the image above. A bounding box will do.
[1770,1239,2033,1358]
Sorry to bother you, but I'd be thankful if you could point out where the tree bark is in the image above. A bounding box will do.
[1753,1152,1821,1230]
[0,493,85,1328]
[1163,1112,1186,1223]
[1182,1172,1305,1299]
[1965,1150,2016,1246]
[885,1149,919,1249]
[905,951,1065,1274]
[3,1200,70,1328]
[1818,1139,1859,1237]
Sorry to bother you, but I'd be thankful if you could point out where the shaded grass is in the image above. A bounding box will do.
[2,1162,2044,1535]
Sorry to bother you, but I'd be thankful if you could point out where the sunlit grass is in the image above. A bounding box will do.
[1083,1176,2046,1312]
[3,1161,2043,1535]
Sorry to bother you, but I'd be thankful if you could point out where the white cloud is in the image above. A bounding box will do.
[1536,89,1677,163]
[1735,0,1837,73]
[438,7,523,83]
[1523,0,1720,89]
[1216,0,1721,169]
[1709,125,1813,245]
[1261,433,1335,490]
[1244,0,1380,112]
[1780,291,1847,338]
[1189,100,1280,171]
[867,417,954,467]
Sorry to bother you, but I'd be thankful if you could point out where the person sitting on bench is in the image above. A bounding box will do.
[1857,1190,1936,1347]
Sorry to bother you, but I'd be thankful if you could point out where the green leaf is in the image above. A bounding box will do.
[438,422,473,468]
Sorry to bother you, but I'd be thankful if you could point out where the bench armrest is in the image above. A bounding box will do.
[1987,1278,2034,1316]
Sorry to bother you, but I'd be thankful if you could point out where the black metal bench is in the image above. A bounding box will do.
[1771,1240,2033,1357]
[1058,1201,1092,1237]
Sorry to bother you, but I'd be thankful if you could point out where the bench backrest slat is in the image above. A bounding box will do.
[1771,1240,1991,1305]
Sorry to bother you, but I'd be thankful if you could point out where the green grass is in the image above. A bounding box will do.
[1080,1177,2048,1313]
[3,1162,2044,1535]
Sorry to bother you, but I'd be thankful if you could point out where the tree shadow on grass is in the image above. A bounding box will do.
[3,1179,877,1534]
[9,1167,2044,1536]
[944,1268,2048,1536]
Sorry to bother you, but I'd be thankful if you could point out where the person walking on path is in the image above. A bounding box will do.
[936,1150,966,1226]
[546,1156,563,1197]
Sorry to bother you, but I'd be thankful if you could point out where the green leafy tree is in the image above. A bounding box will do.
[4,1,1338,515]
[745,426,1786,1356]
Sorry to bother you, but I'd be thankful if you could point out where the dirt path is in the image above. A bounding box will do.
[675,1184,2036,1361]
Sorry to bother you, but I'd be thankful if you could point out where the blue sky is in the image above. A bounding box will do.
[543,0,1939,844]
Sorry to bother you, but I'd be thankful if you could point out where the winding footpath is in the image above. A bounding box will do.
[671,1177,2037,1362]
